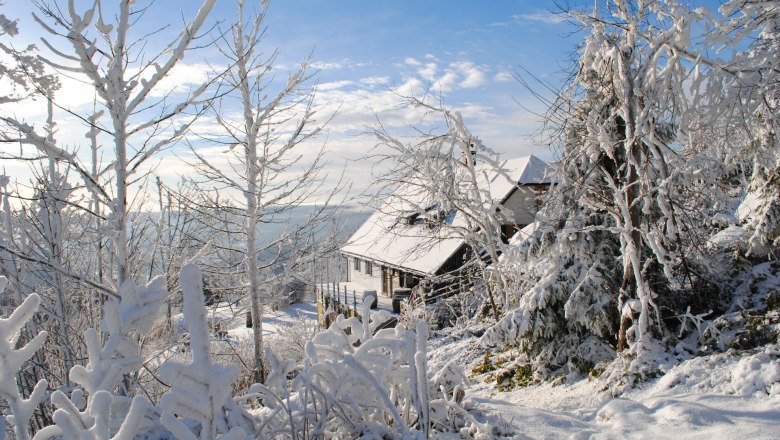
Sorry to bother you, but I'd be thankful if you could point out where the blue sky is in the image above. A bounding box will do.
[3,1,587,201]
[255,0,582,153]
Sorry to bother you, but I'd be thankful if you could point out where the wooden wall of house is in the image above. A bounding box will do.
[436,245,469,275]
[381,267,422,296]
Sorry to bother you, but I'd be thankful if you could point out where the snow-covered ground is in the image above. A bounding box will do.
[170,299,318,342]
[225,300,318,342]
[180,298,780,438]
[429,332,780,439]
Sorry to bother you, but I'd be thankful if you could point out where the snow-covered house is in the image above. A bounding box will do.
[341,155,552,297]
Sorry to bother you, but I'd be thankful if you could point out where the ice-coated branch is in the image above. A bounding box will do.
[33,390,149,440]
[159,264,241,440]
[69,276,167,395]
[0,285,48,440]
[126,0,217,114]
[0,243,116,298]
[0,116,112,205]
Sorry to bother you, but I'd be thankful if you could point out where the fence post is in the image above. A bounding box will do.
[353,289,357,317]
[343,285,348,316]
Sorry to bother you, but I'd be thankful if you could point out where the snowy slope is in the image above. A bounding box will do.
[429,330,780,439]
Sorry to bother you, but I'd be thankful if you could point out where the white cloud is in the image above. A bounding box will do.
[460,70,486,88]
[513,11,567,25]
[146,62,213,98]
[317,80,353,91]
[419,62,438,80]
[494,71,514,82]
[433,71,459,93]
[359,76,391,87]
[404,57,421,66]
[453,61,486,88]
[311,60,346,70]
[396,77,425,98]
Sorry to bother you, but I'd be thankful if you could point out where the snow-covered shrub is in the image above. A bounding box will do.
[267,312,320,366]
[247,303,491,438]
[32,277,168,439]
[728,348,780,397]
[71,277,167,397]
[482,216,621,378]
[694,261,780,353]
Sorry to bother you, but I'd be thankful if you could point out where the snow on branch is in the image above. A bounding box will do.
[0,282,48,440]
[68,277,167,396]
[159,264,244,439]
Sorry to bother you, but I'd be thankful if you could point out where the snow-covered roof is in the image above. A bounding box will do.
[341,155,551,275]
[341,206,465,275]
[485,155,552,203]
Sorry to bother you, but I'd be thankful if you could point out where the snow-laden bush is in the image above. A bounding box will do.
[1,265,490,439]
[245,302,491,438]
[482,216,621,379]
[158,264,248,439]
[728,348,780,397]
[32,276,168,439]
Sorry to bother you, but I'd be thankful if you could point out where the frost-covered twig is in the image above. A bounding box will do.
[0,284,48,440]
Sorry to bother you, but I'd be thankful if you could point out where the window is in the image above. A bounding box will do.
[365,261,373,276]
[354,257,360,272]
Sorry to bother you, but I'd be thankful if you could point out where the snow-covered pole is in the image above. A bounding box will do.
[415,321,430,436]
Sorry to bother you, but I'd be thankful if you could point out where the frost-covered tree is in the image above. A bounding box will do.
[2,0,218,288]
[483,0,724,379]
[373,99,520,321]
[553,0,696,360]
[697,0,780,258]
[187,0,341,383]
[482,211,622,378]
